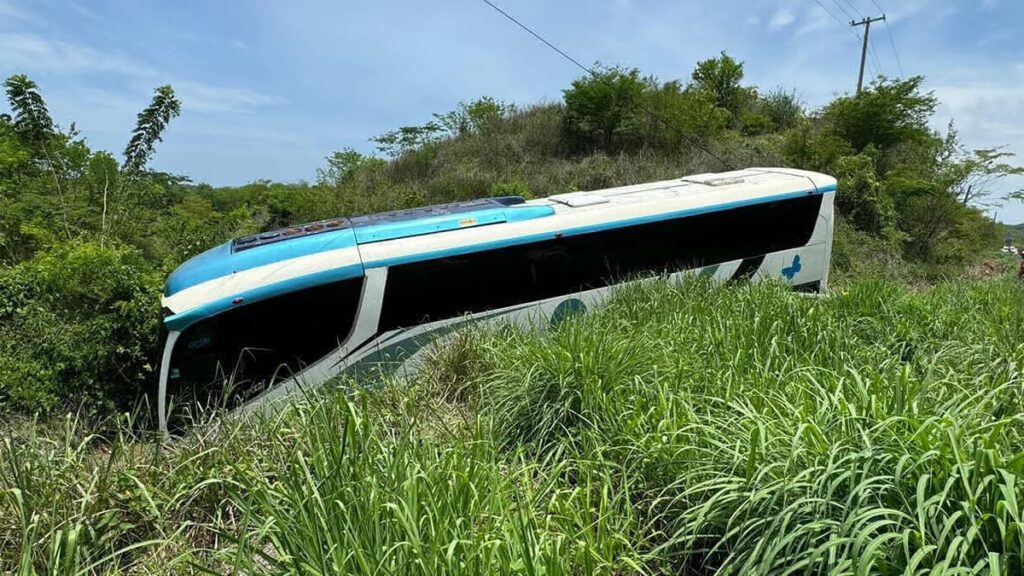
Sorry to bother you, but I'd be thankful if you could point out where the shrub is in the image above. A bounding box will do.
[824,76,939,154]
[643,81,729,146]
[739,111,774,136]
[151,194,260,266]
[833,149,898,236]
[0,241,161,414]
[757,88,803,131]
[562,66,649,152]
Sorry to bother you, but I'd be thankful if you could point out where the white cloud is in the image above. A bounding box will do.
[0,32,282,115]
[933,84,1024,144]
[172,81,285,114]
[769,9,795,31]
[796,6,835,36]
[931,65,1024,219]
[0,33,155,76]
[931,63,1024,146]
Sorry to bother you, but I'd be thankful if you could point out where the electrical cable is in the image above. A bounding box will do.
[477,0,735,169]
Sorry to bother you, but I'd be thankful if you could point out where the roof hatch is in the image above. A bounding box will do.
[548,192,610,207]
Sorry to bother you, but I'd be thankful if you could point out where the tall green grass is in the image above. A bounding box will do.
[2,277,1023,574]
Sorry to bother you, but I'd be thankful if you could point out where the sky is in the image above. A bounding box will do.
[2,0,1023,222]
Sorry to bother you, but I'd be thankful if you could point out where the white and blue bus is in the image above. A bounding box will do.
[157,167,836,433]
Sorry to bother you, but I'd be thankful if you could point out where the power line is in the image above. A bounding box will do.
[884,20,905,77]
[839,0,884,78]
[477,0,733,169]
[866,0,905,76]
[478,0,596,79]
[811,0,864,45]
[868,38,885,78]
[829,0,858,23]
[868,33,884,76]
[839,0,864,18]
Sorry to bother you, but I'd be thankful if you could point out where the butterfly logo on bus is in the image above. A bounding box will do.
[782,255,802,280]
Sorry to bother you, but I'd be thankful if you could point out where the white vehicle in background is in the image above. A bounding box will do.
[156,167,837,434]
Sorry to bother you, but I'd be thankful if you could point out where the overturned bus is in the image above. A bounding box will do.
[157,167,836,434]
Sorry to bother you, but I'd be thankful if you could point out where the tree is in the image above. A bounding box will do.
[935,124,1024,206]
[690,52,756,124]
[316,148,385,188]
[757,88,803,131]
[3,75,54,149]
[643,80,728,147]
[122,85,181,176]
[4,75,76,240]
[825,76,938,154]
[562,66,648,151]
[433,97,515,137]
[372,122,444,157]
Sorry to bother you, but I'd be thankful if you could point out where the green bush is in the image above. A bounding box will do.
[150,194,260,267]
[489,179,532,199]
[3,61,1021,420]
[739,111,774,135]
[833,149,898,236]
[824,76,939,154]
[830,216,908,284]
[562,66,649,152]
[757,88,803,131]
[0,241,161,414]
[643,80,729,146]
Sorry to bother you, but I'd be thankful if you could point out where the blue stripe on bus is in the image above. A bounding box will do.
[163,183,835,327]
[164,205,556,297]
[164,228,359,297]
[364,185,834,269]
[164,263,364,331]
[355,210,506,243]
[353,205,553,244]
[503,204,557,222]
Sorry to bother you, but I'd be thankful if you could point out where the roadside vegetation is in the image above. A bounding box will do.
[3,51,1024,574]
[3,276,1024,574]
[1,52,1021,415]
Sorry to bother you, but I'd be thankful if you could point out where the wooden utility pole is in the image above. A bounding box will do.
[851,15,885,93]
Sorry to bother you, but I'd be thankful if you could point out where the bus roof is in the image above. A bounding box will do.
[162,167,836,330]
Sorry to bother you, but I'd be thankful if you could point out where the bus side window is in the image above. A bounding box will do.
[167,277,364,424]
[377,194,823,331]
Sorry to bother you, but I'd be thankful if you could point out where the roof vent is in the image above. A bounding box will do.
[548,192,610,207]
[700,176,745,187]
[232,218,350,252]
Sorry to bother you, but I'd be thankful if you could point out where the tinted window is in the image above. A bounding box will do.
[168,277,363,424]
[379,194,821,330]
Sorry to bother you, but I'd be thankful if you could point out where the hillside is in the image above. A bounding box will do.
[1003,222,1024,244]
[3,55,1022,416]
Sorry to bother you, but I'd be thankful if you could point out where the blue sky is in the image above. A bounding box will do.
[2,0,1023,222]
